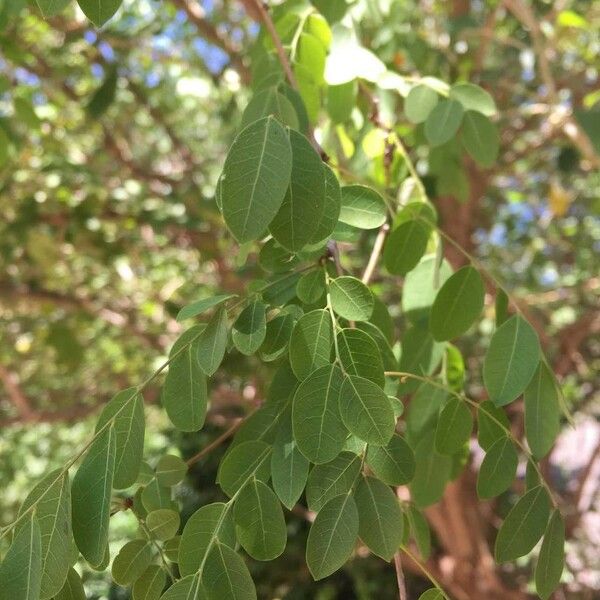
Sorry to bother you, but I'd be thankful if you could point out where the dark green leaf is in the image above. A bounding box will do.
[384,220,430,276]
[461,111,499,167]
[410,429,452,507]
[477,437,518,499]
[289,309,333,380]
[483,315,540,407]
[329,276,374,321]
[424,99,464,146]
[310,163,342,243]
[306,453,362,512]
[232,301,267,356]
[434,398,473,455]
[366,435,415,486]
[477,400,510,451]
[535,510,565,600]
[337,327,384,387]
[407,505,431,560]
[54,567,86,600]
[77,0,122,27]
[221,116,292,243]
[176,294,236,322]
[217,440,271,497]
[260,313,294,361]
[201,543,256,600]
[296,269,326,304]
[495,486,550,562]
[196,306,228,376]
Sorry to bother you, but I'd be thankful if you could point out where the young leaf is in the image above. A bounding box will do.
[429,266,484,341]
[410,429,452,507]
[72,425,116,566]
[18,470,71,599]
[155,454,188,487]
[339,374,395,446]
[424,99,464,147]
[232,301,267,356]
[483,315,540,407]
[434,398,473,455]
[260,313,294,361]
[306,452,362,512]
[449,82,497,116]
[36,0,70,18]
[196,306,228,376]
[111,540,154,586]
[217,440,271,497]
[0,513,42,600]
[306,494,359,580]
[176,294,236,322]
[201,543,256,600]
[234,479,287,560]
[477,400,510,451]
[535,510,565,600]
[354,476,403,560]
[146,509,180,541]
[292,364,347,464]
[524,361,561,459]
[296,269,326,304]
[54,567,86,600]
[337,327,384,387]
[289,309,333,380]
[77,0,122,27]
[178,503,236,576]
[271,414,310,509]
[383,220,430,276]
[494,486,551,562]
[339,185,387,229]
[405,84,439,124]
[310,163,342,243]
[477,437,518,499]
[269,129,325,251]
[461,111,499,167]
[96,387,145,489]
[329,276,374,322]
[366,434,416,486]
[132,565,167,600]
[221,116,292,243]
[163,329,208,432]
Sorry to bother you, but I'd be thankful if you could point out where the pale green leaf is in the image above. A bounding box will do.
[424,99,464,147]
[155,455,188,487]
[54,567,86,600]
[217,440,271,497]
[141,478,173,512]
[535,510,565,600]
[327,81,356,123]
[405,85,439,123]
[35,0,70,18]
[449,82,496,116]
[477,437,518,499]
[289,309,333,380]
[111,539,154,586]
[339,185,387,229]
[306,453,362,512]
[132,565,167,600]
[146,509,180,541]
[329,276,374,322]
[418,589,445,600]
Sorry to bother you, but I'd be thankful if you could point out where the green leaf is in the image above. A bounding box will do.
[310,164,342,243]
[407,505,431,560]
[0,513,42,600]
[337,328,384,387]
[397,325,445,394]
[418,589,445,600]
[449,82,497,116]
[483,315,540,407]
[405,382,447,444]
[202,543,256,600]
[477,400,510,451]
[176,294,236,322]
[155,455,188,487]
[477,437,518,499]
[405,84,439,123]
[495,288,510,326]
[461,111,499,167]
[535,510,565,600]
[232,301,267,356]
[366,434,415,485]
[434,398,473,455]
[54,567,86,600]
[306,452,362,512]
[163,536,180,563]
[354,476,403,560]
[132,565,167,600]
[296,269,326,304]
[77,0,122,26]
[86,69,117,117]
[241,87,299,129]
[306,494,359,580]
[96,387,145,489]
[269,129,325,251]
[402,256,453,324]
[494,486,551,562]
[260,313,294,361]
[221,116,292,243]
[329,276,374,322]
[178,503,236,577]
[234,479,287,560]
[141,478,173,512]
[339,185,387,229]
[147,509,180,541]
[524,361,561,459]
[197,306,228,376]
[163,328,207,432]
[429,266,484,341]
[72,425,116,566]
[35,0,70,18]
[18,470,71,599]
[327,81,356,123]
[271,414,310,509]
[410,429,452,507]
[111,539,154,586]
[356,321,397,371]
[292,364,347,463]
[217,440,271,497]
[339,374,395,446]
[259,239,298,272]
[383,220,430,276]
[424,99,464,147]
[289,309,333,380]
[158,575,198,600]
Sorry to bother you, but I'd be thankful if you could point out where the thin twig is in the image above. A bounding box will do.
[362,223,389,285]
[393,552,408,600]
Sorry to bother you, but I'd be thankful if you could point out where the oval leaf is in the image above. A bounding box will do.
[196,306,228,376]
[132,565,167,600]
[383,220,430,276]
[535,510,565,600]
[339,185,387,229]
[424,99,464,147]
[232,301,267,356]
[366,434,415,486]
[289,309,333,380]
[329,276,374,322]
[112,539,154,586]
[477,437,518,499]
[217,440,271,497]
[434,398,473,455]
[337,327,384,387]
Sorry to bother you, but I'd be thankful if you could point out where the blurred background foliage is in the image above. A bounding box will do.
[0,0,599,598]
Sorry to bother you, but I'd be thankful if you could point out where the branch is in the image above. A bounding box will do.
[0,365,36,421]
